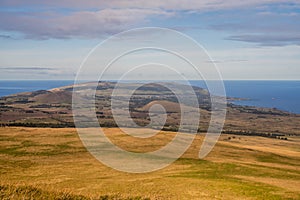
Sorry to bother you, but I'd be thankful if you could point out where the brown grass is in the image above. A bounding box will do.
[0,127,299,199]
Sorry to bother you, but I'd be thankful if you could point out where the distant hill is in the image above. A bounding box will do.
[0,81,299,137]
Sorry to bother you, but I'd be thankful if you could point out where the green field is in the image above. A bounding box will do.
[0,127,299,199]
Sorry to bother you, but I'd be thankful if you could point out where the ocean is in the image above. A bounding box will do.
[190,80,300,114]
[0,80,299,114]
[0,80,74,97]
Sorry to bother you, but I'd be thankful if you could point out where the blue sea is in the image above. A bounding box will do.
[190,80,300,114]
[0,80,299,114]
[0,80,74,97]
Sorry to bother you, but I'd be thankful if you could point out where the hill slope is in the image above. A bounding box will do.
[0,81,299,136]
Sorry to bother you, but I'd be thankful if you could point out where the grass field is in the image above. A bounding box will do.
[0,127,299,199]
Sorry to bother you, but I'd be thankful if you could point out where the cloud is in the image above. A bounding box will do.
[0,8,174,39]
[208,3,300,46]
[206,59,248,64]
[227,34,300,46]
[0,66,76,78]
[0,0,299,40]
[0,0,299,11]
[212,19,300,46]
[0,34,14,39]
[0,66,54,70]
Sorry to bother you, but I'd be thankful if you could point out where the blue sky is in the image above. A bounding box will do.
[0,0,299,80]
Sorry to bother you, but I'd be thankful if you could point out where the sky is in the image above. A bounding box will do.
[0,0,299,80]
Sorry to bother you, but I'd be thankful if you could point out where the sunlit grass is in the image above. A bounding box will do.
[0,127,299,199]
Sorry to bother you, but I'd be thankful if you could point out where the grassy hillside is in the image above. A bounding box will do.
[1,81,300,136]
[0,127,299,199]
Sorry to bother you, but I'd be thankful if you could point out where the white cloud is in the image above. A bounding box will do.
[1,0,299,11]
[0,8,174,39]
[0,0,299,39]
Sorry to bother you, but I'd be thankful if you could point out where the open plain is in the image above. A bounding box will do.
[0,127,299,199]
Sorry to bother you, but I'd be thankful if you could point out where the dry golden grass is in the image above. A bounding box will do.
[0,127,299,199]
[139,100,182,113]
